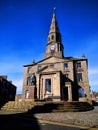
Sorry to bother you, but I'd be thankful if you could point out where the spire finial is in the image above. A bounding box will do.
[54,7,56,11]
[82,53,86,58]
[53,7,56,15]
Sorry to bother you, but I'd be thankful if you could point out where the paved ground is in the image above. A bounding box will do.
[33,106,98,128]
[0,106,98,128]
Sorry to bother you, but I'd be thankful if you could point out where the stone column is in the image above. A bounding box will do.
[65,82,72,101]
[55,71,61,101]
[68,85,72,101]
[36,74,40,99]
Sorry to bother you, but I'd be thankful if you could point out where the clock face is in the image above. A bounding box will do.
[50,45,55,51]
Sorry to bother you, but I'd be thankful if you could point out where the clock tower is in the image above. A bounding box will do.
[44,9,64,59]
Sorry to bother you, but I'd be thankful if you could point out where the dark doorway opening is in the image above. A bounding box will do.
[72,86,79,101]
[62,86,68,101]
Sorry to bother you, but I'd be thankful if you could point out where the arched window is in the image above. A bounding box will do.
[51,35,54,40]
[25,90,29,99]
[45,78,51,94]
[78,88,86,97]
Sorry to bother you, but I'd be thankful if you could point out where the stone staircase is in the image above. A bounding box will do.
[1,100,36,112]
[1,100,94,113]
[28,101,94,113]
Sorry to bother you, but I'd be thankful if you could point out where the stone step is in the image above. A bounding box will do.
[1,100,35,112]
[28,101,94,113]
[1,100,94,113]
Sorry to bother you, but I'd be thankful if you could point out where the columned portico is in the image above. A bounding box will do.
[36,70,61,101]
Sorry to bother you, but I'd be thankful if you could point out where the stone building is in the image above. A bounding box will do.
[22,10,90,102]
[0,75,16,108]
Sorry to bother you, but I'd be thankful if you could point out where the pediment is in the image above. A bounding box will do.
[39,56,66,64]
[24,56,72,67]
[37,65,59,74]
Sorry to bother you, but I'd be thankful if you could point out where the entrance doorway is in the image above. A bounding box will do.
[62,86,68,101]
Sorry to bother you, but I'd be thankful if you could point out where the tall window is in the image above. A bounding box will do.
[45,79,51,94]
[27,76,31,86]
[51,35,54,40]
[77,73,83,82]
[64,63,68,69]
[27,67,32,73]
[77,62,81,69]
[37,65,41,71]
[25,90,29,99]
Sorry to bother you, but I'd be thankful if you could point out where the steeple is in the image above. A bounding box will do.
[44,8,64,59]
[48,8,61,43]
[49,8,60,34]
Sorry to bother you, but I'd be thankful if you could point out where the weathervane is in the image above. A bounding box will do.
[54,7,56,13]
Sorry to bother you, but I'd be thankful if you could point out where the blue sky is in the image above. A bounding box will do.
[0,0,98,94]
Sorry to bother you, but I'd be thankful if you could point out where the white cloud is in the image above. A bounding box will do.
[89,68,98,75]
[0,59,24,94]
[13,78,23,94]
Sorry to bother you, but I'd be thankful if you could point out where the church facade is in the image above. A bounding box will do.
[22,10,90,101]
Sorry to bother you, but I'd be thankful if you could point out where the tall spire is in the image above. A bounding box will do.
[48,8,62,44]
[49,8,60,34]
[44,8,64,59]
